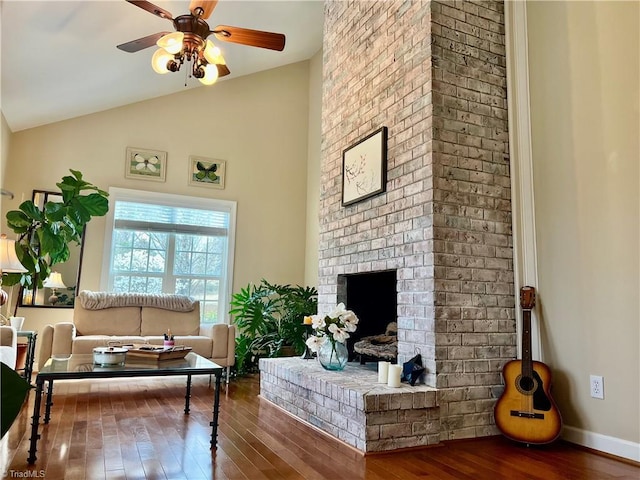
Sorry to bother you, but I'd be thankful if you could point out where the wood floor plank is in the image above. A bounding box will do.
[3,374,638,480]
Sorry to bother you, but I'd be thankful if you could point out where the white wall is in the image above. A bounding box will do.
[0,114,11,216]
[2,62,312,335]
[527,0,639,453]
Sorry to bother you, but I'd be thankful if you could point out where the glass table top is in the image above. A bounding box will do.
[39,352,222,378]
[17,330,37,336]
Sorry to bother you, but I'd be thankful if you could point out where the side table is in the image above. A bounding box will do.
[17,330,37,384]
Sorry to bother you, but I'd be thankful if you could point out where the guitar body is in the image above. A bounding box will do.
[495,359,562,444]
[494,286,562,445]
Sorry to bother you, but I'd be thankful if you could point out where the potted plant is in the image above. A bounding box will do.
[3,169,109,291]
[1,362,32,438]
[229,279,317,375]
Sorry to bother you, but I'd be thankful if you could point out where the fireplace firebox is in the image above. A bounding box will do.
[337,270,397,361]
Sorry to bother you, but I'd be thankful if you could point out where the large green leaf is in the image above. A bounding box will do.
[44,201,65,221]
[69,199,92,224]
[5,210,31,231]
[79,193,109,216]
[19,201,44,221]
[15,243,35,271]
[40,228,65,256]
[1,362,33,438]
[49,243,70,265]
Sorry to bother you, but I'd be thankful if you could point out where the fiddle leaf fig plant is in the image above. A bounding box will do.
[3,169,109,289]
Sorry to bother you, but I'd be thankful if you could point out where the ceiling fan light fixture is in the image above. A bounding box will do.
[151,48,175,74]
[204,40,225,65]
[199,63,219,85]
[157,31,184,54]
[120,0,286,85]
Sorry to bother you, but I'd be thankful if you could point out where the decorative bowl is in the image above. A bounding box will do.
[93,346,127,366]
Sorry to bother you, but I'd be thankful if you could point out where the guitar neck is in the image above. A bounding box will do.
[521,309,533,377]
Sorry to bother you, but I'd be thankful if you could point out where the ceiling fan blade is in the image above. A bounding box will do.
[212,25,286,51]
[117,32,172,53]
[217,64,231,77]
[189,0,218,19]
[126,0,173,21]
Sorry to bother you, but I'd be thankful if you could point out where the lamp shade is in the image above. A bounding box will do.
[157,32,184,55]
[204,40,225,65]
[199,63,219,85]
[151,48,174,74]
[0,234,27,273]
[43,272,66,290]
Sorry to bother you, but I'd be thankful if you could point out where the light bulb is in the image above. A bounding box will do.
[204,40,225,65]
[151,48,174,74]
[199,63,219,85]
[157,32,184,55]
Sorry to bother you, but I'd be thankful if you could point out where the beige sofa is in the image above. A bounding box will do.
[38,291,236,382]
[0,325,17,368]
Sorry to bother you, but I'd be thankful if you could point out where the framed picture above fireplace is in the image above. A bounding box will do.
[342,126,388,206]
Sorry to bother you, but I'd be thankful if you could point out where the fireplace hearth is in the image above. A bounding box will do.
[259,357,439,452]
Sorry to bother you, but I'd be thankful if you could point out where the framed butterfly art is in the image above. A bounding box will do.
[125,147,167,182]
[189,156,226,189]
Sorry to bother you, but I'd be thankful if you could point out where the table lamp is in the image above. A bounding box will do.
[0,234,28,322]
[43,272,67,305]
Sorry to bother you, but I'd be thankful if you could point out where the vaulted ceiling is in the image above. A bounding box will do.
[1,1,324,132]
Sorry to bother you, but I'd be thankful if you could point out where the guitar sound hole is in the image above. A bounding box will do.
[516,375,537,394]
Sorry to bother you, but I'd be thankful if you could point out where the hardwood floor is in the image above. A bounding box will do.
[2,374,638,479]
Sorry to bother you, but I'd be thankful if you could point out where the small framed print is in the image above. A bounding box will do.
[125,147,167,182]
[188,156,226,189]
[342,127,387,206]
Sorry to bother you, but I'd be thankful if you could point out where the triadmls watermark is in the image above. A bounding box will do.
[8,470,46,478]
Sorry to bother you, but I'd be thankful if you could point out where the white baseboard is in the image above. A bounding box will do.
[562,426,640,463]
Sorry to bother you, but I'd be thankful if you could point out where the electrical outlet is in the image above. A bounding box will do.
[590,375,604,399]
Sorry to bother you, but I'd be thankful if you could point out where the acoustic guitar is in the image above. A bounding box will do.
[494,286,562,444]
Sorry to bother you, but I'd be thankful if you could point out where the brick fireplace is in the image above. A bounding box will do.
[261,0,515,448]
[317,0,515,442]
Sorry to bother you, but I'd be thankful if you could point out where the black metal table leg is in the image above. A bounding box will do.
[209,372,222,449]
[184,374,192,414]
[27,378,44,464]
[44,380,54,424]
[23,333,37,384]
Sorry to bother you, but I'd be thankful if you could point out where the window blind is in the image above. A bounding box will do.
[114,201,229,236]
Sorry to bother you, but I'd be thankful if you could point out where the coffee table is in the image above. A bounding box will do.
[27,352,223,464]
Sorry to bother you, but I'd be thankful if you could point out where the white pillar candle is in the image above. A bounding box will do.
[387,364,402,388]
[377,361,390,383]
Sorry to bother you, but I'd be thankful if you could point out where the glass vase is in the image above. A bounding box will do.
[317,337,348,371]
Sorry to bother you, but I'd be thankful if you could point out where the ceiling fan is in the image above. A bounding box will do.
[117,0,286,85]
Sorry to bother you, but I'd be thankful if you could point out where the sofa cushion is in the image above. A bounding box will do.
[140,306,200,336]
[74,305,142,336]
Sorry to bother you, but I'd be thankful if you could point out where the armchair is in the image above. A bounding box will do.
[0,325,17,369]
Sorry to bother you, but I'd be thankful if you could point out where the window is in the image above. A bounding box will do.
[101,188,236,323]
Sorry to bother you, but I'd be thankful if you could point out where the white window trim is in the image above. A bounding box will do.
[100,187,237,324]
[505,1,541,361]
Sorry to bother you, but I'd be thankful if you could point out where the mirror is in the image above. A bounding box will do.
[18,190,85,308]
